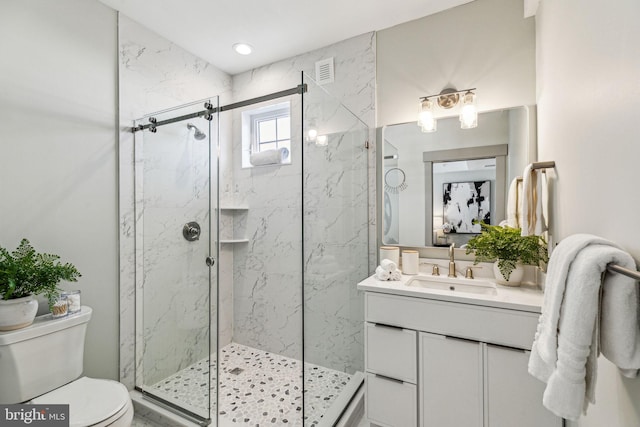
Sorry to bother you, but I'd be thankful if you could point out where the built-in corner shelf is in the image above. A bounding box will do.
[219,205,249,244]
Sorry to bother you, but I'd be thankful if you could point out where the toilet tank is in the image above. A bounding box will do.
[0,306,92,403]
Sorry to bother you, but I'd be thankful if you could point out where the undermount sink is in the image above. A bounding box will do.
[406,275,497,296]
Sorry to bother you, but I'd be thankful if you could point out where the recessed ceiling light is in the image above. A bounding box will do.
[233,43,253,55]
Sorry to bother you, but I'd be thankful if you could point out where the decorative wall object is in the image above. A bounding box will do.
[443,180,491,233]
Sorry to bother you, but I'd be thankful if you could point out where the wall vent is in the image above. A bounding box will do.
[315,58,335,85]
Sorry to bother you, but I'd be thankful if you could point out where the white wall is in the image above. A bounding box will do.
[536,0,640,425]
[376,0,535,126]
[0,0,118,380]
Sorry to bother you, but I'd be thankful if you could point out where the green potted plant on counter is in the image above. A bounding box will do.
[0,239,81,331]
[465,223,548,286]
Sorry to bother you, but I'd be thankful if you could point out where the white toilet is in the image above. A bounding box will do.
[0,307,133,427]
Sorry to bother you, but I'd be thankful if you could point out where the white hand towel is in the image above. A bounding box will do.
[506,177,522,228]
[528,234,638,420]
[380,259,397,273]
[389,269,402,281]
[375,266,391,281]
[521,164,546,236]
[530,234,614,377]
[249,147,289,166]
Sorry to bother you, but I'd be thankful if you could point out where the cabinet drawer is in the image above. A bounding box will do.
[366,322,417,383]
[365,292,539,350]
[366,372,417,427]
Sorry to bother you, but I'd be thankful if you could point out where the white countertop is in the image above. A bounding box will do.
[357,272,545,313]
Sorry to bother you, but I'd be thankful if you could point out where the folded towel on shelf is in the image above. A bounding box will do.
[249,147,289,166]
[506,177,523,228]
[528,234,639,420]
[521,164,546,236]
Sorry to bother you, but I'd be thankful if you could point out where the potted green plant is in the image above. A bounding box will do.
[0,239,81,330]
[465,223,548,286]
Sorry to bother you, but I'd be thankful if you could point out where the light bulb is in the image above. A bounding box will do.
[232,43,253,55]
[459,92,478,129]
[418,99,437,132]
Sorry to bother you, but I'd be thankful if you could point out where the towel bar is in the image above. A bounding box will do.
[531,161,555,170]
[607,263,640,281]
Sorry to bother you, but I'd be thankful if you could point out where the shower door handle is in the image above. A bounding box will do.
[206,257,215,267]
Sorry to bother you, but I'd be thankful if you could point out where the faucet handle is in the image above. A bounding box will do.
[465,266,482,279]
[432,264,440,276]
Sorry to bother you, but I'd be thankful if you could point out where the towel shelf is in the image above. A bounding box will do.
[607,263,640,281]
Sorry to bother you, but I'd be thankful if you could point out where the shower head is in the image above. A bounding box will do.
[187,123,207,140]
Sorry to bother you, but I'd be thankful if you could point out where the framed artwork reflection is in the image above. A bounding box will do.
[442,180,491,233]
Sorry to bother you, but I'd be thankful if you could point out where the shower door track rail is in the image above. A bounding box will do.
[131,84,307,133]
[137,387,212,426]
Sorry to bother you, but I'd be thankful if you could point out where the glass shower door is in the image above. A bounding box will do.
[302,74,370,425]
[134,98,219,424]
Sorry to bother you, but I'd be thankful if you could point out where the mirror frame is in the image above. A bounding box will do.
[423,144,507,246]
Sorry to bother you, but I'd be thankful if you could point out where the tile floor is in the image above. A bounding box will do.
[146,342,352,426]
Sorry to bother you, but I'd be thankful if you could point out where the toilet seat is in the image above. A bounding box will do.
[32,376,132,427]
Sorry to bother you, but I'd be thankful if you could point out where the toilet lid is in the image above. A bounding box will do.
[32,377,129,427]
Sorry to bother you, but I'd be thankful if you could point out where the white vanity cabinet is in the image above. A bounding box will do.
[363,290,562,427]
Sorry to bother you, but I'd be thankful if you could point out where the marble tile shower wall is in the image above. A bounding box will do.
[118,15,232,388]
[230,33,376,370]
[303,125,369,373]
[230,95,304,360]
[137,124,211,385]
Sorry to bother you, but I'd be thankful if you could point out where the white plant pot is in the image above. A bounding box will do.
[493,261,524,286]
[0,295,39,331]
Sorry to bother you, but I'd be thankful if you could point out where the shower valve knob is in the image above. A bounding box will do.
[182,221,201,241]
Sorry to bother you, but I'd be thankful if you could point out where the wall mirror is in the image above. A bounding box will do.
[377,106,536,248]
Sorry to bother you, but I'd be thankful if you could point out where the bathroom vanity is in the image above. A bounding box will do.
[358,271,562,427]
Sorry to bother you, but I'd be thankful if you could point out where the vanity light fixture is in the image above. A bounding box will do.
[417,87,477,132]
[232,43,253,55]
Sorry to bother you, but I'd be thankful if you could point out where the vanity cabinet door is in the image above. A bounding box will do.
[419,332,483,427]
[485,344,562,427]
[366,372,417,427]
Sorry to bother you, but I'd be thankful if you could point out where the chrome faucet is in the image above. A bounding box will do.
[448,243,456,277]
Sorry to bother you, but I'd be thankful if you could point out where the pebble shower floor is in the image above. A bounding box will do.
[150,342,352,426]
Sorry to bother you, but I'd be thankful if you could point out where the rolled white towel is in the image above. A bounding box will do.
[250,147,290,166]
[389,269,402,281]
[375,266,391,281]
[380,259,397,273]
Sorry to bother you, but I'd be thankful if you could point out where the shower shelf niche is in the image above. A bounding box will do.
[219,205,249,243]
